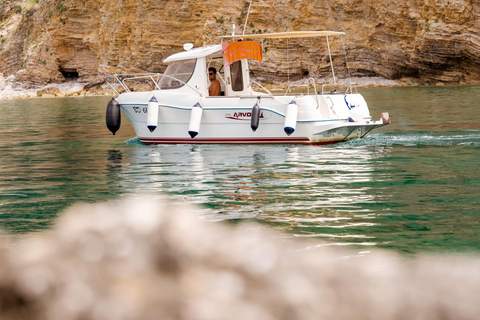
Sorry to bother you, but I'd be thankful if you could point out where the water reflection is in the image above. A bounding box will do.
[111,144,393,250]
[107,150,123,171]
[1,88,479,254]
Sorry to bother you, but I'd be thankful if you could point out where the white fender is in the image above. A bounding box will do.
[147,96,159,132]
[188,103,203,138]
[284,100,298,136]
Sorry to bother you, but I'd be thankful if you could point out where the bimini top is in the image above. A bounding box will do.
[220,31,345,39]
[164,44,222,63]
[163,31,345,63]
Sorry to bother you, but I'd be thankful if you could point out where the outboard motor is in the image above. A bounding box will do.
[106,97,121,135]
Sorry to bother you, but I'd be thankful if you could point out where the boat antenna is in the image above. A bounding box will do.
[287,37,290,86]
[242,0,253,35]
[326,34,337,85]
[342,35,352,83]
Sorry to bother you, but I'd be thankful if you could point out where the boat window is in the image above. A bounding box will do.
[230,60,244,92]
[159,59,196,89]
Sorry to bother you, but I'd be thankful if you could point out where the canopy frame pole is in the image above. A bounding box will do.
[242,0,254,36]
[326,34,336,85]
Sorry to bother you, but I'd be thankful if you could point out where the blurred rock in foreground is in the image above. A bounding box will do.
[0,198,479,320]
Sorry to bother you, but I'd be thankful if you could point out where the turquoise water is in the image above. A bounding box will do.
[0,86,479,255]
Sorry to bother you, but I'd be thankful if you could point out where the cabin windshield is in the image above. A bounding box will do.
[159,59,196,89]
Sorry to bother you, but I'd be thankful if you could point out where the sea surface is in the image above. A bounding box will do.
[0,85,479,256]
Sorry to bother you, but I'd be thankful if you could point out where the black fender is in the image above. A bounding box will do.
[106,97,121,135]
[250,101,260,132]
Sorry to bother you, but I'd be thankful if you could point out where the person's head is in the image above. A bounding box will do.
[208,67,217,80]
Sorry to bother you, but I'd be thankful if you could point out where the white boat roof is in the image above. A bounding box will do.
[164,44,222,63]
[220,31,345,39]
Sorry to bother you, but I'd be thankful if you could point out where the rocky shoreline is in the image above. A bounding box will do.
[0,75,455,100]
[2,0,479,97]
[0,76,112,99]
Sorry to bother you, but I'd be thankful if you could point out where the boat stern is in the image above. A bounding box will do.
[311,113,390,143]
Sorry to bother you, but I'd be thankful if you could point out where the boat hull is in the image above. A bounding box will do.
[116,91,387,145]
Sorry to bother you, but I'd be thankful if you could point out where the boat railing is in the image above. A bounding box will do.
[250,79,273,96]
[282,78,321,108]
[320,83,358,95]
[284,83,308,96]
[121,74,162,92]
[105,73,158,94]
[283,80,358,96]
[105,73,204,97]
[283,78,319,96]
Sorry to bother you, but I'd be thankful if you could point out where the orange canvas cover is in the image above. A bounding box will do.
[222,41,262,67]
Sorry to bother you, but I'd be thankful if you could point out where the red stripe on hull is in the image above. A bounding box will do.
[138,137,338,145]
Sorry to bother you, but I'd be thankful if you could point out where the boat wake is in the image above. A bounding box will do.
[342,130,480,147]
[125,137,145,145]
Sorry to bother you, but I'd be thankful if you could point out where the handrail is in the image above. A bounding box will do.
[121,74,162,92]
[308,78,321,110]
[105,73,158,95]
[321,83,358,95]
[284,78,318,96]
[283,78,319,108]
[105,73,204,97]
[105,74,129,94]
[250,79,273,96]
[280,79,361,109]
[283,84,300,97]
[284,83,308,96]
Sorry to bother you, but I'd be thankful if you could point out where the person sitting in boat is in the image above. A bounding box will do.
[208,67,221,96]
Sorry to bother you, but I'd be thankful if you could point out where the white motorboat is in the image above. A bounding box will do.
[105,31,390,145]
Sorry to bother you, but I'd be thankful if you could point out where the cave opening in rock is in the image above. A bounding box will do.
[59,68,79,81]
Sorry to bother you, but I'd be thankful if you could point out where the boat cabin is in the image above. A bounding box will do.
[107,31,351,98]
[160,41,263,97]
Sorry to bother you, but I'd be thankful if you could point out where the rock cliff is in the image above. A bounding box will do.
[0,0,479,92]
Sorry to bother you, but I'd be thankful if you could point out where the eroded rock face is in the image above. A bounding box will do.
[0,197,480,320]
[0,0,479,87]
